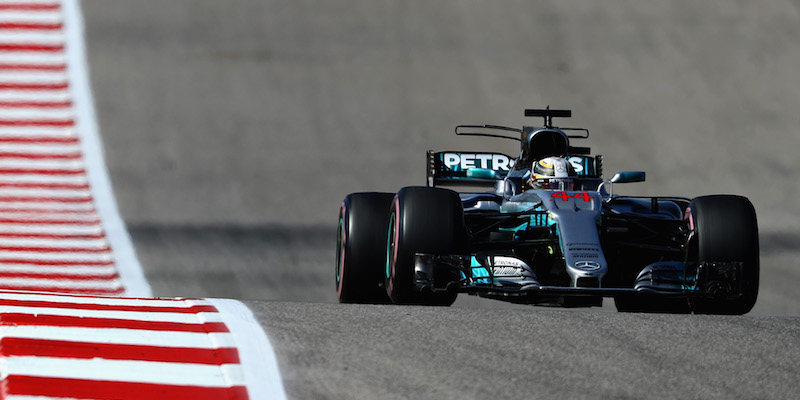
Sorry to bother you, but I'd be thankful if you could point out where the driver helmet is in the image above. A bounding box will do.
[530,157,578,190]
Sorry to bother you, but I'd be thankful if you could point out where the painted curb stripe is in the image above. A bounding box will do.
[0,0,126,299]
[0,265,117,274]
[0,291,257,398]
[0,4,61,11]
[0,272,118,281]
[0,63,66,70]
[62,0,151,299]
[0,1,288,399]
[3,377,249,400]
[0,258,111,266]
[1,358,246,386]
[209,299,288,400]
[0,298,220,312]
[0,233,104,240]
[1,313,230,332]
[0,135,76,142]
[4,325,238,349]
[0,307,224,323]
[0,168,85,174]
[0,290,215,305]
[1,338,241,364]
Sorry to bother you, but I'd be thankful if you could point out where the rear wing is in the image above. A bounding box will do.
[427,151,602,188]
[427,151,514,187]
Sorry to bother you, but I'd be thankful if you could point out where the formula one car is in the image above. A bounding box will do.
[336,108,759,314]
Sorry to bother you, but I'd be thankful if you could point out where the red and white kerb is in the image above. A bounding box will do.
[0,291,250,400]
[0,0,129,296]
[0,1,286,399]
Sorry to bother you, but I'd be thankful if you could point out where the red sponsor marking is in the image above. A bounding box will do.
[552,191,594,202]
[0,62,67,71]
[0,3,61,11]
[574,192,593,202]
[552,191,570,201]
[0,298,219,314]
[3,376,249,400]
[0,43,64,52]
[1,338,240,364]
[1,313,231,333]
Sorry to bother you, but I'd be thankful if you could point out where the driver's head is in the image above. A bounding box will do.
[530,157,577,190]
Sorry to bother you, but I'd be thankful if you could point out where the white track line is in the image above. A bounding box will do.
[0,278,121,290]
[0,265,118,275]
[210,299,288,400]
[0,306,226,323]
[0,290,217,307]
[62,0,151,297]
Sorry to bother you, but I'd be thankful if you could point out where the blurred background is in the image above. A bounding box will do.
[82,0,800,315]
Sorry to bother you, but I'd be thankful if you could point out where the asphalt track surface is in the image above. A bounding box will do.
[82,1,800,399]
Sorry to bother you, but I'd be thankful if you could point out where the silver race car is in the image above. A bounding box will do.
[336,108,758,314]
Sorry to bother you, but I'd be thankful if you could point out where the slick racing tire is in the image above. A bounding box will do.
[336,192,395,304]
[687,195,759,315]
[385,187,467,306]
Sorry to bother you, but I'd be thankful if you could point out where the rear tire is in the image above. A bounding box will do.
[336,193,395,303]
[385,187,466,306]
[687,195,759,315]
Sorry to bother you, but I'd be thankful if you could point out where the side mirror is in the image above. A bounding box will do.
[600,171,645,198]
[610,171,646,184]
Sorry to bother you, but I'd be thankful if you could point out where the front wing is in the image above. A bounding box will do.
[412,254,745,306]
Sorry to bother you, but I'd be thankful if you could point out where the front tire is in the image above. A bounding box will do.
[687,195,759,315]
[336,192,395,303]
[385,187,466,306]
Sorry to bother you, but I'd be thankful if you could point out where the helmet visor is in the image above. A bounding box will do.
[534,178,574,191]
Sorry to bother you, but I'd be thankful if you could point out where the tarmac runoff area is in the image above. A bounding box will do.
[0,2,286,399]
[75,1,800,399]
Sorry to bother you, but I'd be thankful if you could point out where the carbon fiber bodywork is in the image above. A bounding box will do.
[412,191,746,307]
[340,108,758,313]
[413,109,756,310]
